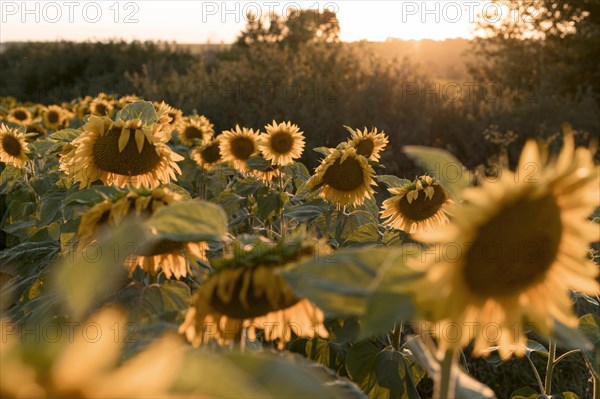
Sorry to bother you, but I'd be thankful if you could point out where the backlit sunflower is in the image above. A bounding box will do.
[42,105,69,130]
[78,188,208,279]
[0,124,30,167]
[6,107,32,125]
[219,125,260,173]
[179,115,214,146]
[381,175,453,234]
[154,102,184,134]
[90,96,114,117]
[307,147,376,207]
[345,126,389,161]
[407,130,599,359]
[258,121,305,166]
[191,138,222,170]
[179,232,329,348]
[60,115,184,189]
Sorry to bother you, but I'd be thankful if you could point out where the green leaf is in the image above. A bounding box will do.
[256,188,282,220]
[147,199,227,242]
[113,281,190,323]
[246,156,273,171]
[53,221,148,320]
[348,344,421,399]
[282,246,407,317]
[115,101,158,125]
[305,338,347,374]
[62,186,122,206]
[377,175,410,188]
[403,145,470,199]
[343,224,380,247]
[49,128,80,142]
[510,386,540,399]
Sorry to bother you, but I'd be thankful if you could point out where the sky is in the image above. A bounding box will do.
[0,0,493,43]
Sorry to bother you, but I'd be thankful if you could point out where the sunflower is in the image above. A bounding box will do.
[90,97,114,117]
[251,164,281,184]
[191,138,222,170]
[407,131,599,359]
[179,232,329,348]
[78,188,208,279]
[345,126,389,161]
[307,147,376,207]
[60,115,184,189]
[42,105,69,130]
[381,175,453,234]
[258,121,305,166]
[116,95,141,110]
[6,107,32,125]
[75,96,92,120]
[154,102,184,134]
[0,124,30,167]
[24,124,47,141]
[219,125,260,173]
[179,115,214,146]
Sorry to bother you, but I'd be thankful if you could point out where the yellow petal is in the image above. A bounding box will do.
[135,130,145,153]
[118,129,131,152]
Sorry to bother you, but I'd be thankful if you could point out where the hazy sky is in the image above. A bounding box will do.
[1,1,492,42]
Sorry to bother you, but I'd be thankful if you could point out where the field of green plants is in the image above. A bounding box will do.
[0,95,598,399]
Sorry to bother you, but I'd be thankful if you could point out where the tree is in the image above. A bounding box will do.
[470,0,600,103]
[235,8,340,49]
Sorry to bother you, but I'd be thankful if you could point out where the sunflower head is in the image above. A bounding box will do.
[381,175,452,234]
[75,96,92,120]
[179,115,214,147]
[258,120,305,166]
[25,124,48,141]
[116,95,141,110]
[219,125,260,173]
[43,105,69,130]
[0,124,30,167]
[308,147,376,207]
[191,138,222,170]
[407,131,599,359]
[60,109,184,189]
[179,231,329,347]
[7,107,32,125]
[154,102,184,133]
[90,95,114,117]
[345,126,389,161]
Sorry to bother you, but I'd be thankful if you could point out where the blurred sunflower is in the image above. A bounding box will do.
[408,130,600,359]
[60,115,183,189]
[179,115,214,146]
[191,138,222,170]
[155,102,184,133]
[308,147,376,207]
[116,95,141,110]
[381,175,453,234]
[220,125,260,173]
[24,124,47,141]
[90,96,114,117]
[251,164,281,184]
[0,124,30,167]
[42,105,69,130]
[258,121,305,166]
[78,188,208,279]
[75,96,92,120]
[179,231,329,348]
[345,126,389,161]
[6,107,32,125]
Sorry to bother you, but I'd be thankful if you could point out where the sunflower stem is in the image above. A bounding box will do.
[544,339,556,395]
[391,322,403,350]
[436,347,457,399]
[278,171,286,239]
[525,352,546,395]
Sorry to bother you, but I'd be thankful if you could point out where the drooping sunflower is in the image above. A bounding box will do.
[179,115,214,147]
[191,138,222,170]
[42,105,69,130]
[78,188,208,279]
[60,115,184,189]
[219,125,260,173]
[0,124,30,167]
[6,107,32,125]
[407,130,599,359]
[178,231,329,348]
[154,102,184,134]
[307,147,376,207]
[345,126,389,161]
[258,121,305,166]
[381,175,453,234]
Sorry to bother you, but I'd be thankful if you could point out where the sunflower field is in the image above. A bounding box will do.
[0,95,598,399]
